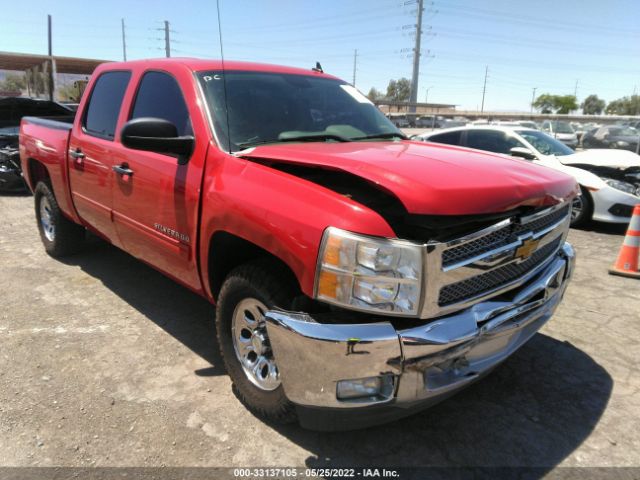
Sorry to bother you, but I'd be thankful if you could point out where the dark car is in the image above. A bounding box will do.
[582,125,640,153]
[0,97,73,192]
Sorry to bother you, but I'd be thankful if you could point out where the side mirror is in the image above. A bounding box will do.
[121,117,194,164]
[510,147,537,160]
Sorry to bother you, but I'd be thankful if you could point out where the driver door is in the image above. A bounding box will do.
[111,70,204,291]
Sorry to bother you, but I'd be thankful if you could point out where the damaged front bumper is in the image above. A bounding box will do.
[265,242,575,430]
[0,146,26,192]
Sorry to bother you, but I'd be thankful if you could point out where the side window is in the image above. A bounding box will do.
[466,130,515,154]
[83,71,131,140]
[130,71,192,136]
[427,130,462,146]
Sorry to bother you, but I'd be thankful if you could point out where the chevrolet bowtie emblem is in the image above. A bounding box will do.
[515,238,540,260]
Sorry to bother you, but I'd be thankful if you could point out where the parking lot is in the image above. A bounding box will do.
[1,192,639,471]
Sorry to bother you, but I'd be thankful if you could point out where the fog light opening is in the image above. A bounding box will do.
[336,375,395,402]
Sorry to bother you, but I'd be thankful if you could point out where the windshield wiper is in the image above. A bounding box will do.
[237,134,350,150]
[350,132,408,141]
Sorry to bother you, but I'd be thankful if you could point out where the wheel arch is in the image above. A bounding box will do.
[206,231,301,302]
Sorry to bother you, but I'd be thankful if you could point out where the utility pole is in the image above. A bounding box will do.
[409,0,424,113]
[352,49,357,86]
[47,14,54,101]
[480,65,488,114]
[164,20,171,58]
[530,87,537,114]
[121,18,127,61]
[574,79,579,98]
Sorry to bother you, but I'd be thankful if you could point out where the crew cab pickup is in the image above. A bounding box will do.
[20,59,577,430]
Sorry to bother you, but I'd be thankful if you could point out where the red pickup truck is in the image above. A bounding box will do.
[20,58,577,430]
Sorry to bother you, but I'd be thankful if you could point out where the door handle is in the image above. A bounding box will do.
[69,149,85,160]
[112,164,134,176]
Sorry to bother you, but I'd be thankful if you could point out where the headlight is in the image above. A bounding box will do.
[604,178,637,195]
[315,227,423,315]
[615,141,630,148]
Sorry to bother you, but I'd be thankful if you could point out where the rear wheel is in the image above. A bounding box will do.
[34,182,85,257]
[215,261,297,423]
[570,186,593,227]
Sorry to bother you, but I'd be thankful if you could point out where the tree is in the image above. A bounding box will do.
[533,94,555,114]
[367,87,383,102]
[581,94,606,115]
[386,78,411,102]
[0,74,26,93]
[554,95,578,114]
[605,95,640,115]
[532,93,578,114]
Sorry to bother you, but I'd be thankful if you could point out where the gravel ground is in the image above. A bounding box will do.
[1,193,639,472]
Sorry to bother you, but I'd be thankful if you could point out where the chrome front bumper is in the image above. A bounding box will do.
[265,243,575,428]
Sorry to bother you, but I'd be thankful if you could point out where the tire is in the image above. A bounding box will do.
[215,260,297,424]
[570,186,593,228]
[34,181,85,257]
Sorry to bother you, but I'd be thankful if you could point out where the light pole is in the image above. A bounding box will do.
[530,87,537,114]
[424,86,433,105]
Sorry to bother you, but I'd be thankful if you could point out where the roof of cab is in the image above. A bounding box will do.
[98,57,340,80]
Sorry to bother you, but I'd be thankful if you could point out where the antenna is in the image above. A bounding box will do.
[216,0,232,153]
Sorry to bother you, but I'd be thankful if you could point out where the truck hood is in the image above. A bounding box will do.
[240,141,577,215]
[559,149,640,168]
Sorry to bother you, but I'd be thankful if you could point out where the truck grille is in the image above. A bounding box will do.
[442,204,570,267]
[438,237,562,306]
[420,201,571,318]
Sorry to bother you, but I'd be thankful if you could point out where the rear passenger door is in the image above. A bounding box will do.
[111,70,204,290]
[68,70,131,243]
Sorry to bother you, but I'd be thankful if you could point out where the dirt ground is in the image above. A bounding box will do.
[1,192,639,472]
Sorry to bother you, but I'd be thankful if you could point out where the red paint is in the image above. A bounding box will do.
[20,58,578,302]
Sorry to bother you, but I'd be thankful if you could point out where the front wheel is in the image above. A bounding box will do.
[34,182,85,257]
[570,186,593,228]
[215,261,297,424]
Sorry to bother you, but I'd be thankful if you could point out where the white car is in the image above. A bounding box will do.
[540,120,579,149]
[414,126,640,226]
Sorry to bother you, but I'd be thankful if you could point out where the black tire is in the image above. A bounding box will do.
[570,186,593,228]
[215,260,297,424]
[34,181,85,257]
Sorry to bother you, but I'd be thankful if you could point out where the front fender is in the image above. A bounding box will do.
[199,152,396,299]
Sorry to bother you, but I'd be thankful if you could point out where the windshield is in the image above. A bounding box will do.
[518,129,574,156]
[610,127,638,136]
[197,71,401,151]
[552,121,574,134]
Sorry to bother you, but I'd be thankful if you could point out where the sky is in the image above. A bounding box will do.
[1,0,639,111]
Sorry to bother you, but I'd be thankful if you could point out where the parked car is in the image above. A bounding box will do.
[20,59,576,430]
[540,120,578,148]
[515,121,538,130]
[415,126,640,226]
[0,97,73,192]
[387,113,410,128]
[582,125,639,153]
[414,115,445,128]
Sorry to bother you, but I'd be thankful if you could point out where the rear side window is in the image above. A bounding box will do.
[427,130,462,146]
[130,71,192,136]
[83,71,131,140]
[466,130,521,154]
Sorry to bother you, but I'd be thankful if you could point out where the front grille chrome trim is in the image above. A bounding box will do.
[419,201,572,319]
